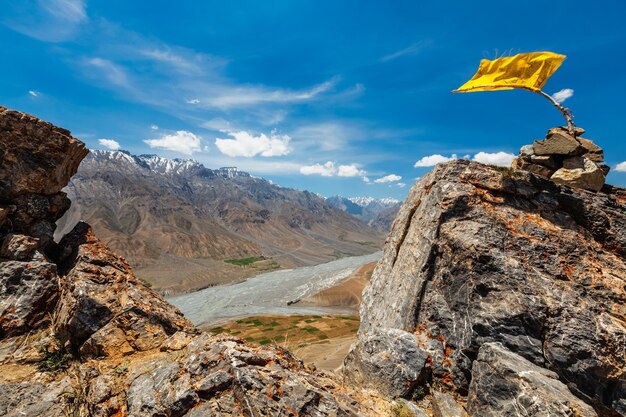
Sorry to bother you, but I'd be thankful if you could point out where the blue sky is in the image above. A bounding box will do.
[1,0,625,198]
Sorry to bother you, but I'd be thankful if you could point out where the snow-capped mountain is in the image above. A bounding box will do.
[348,197,400,207]
[58,150,382,294]
[326,195,402,232]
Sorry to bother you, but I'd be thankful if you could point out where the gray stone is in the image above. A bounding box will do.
[533,131,582,156]
[467,343,597,417]
[344,328,429,398]
[0,260,58,337]
[432,390,466,417]
[1,234,40,260]
[196,370,233,398]
[530,155,559,170]
[551,157,605,191]
[395,399,429,417]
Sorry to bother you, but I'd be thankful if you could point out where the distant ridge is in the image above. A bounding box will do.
[326,195,401,233]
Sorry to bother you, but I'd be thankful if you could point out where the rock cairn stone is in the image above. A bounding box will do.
[511,126,609,191]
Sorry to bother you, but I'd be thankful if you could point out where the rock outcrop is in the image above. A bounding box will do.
[0,106,392,416]
[512,126,609,191]
[344,159,625,416]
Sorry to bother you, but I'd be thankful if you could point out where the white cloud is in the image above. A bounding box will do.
[552,88,574,104]
[215,130,291,158]
[472,151,516,167]
[375,174,402,183]
[86,58,129,87]
[186,98,200,104]
[144,131,202,155]
[140,48,200,73]
[300,161,336,177]
[28,90,39,97]
[381,41,428,62]
[42,0,87,23]
[299,161,368,179]
[202,118,232,132]
[615,162,626,172]
[5,0,88,42]
[150,124,159,130]
[205,78,337,108]
[397,182,407,188]
[414,154,458,167]
[337,164,366,177]
[98,138,120,150]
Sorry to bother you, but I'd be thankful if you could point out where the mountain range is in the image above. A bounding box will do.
[56,150,382,294]
[325,195,401,232]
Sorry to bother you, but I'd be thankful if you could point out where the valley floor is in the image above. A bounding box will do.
[203,261,377,371]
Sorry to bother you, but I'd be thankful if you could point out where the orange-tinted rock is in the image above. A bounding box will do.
[53,222,195,357]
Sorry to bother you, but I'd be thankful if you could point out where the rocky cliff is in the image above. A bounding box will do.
[0,107,391,416]
[344,159,626,416]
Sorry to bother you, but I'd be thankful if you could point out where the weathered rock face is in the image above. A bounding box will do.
[512,126,608,191]
[0,106,88,247]
[0,107,395,416]
[53,222,195,358]
[344,160,626,416]
[468,343,597,417]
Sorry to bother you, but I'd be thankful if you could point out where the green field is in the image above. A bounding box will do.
[224,256,265,266]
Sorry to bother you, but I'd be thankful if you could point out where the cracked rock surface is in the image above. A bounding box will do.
[344,159,626,416]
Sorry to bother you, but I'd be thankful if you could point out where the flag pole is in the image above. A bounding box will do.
[524,88,576,136]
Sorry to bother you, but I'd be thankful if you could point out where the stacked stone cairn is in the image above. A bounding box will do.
[512,126,609,191]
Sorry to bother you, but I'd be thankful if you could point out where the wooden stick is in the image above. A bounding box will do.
[522,87,576,135]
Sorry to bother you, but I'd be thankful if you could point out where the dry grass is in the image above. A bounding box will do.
[208,314,361,370]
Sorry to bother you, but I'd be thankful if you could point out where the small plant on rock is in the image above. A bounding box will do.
[37,339,73,373]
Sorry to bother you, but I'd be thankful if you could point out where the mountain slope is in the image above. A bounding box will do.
[57,150,382,294]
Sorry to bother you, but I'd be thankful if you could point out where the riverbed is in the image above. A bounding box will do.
[168,251,381,327]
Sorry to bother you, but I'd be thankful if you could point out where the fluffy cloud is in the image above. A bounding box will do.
[414,154,458,167]
[615,162,626,172]
[397,182,407,188]
[300,161,336,176]
[552,88,574,104]
[186,98,200,104]
[472,151,516,167]
[215,130,291,158]
[299,161,367,179]
[28,90,39,97]
[98,138,120,150]
[150,124,159,130]
[144,131,202,155]
[375,174,402,183]
[337,164,367,177]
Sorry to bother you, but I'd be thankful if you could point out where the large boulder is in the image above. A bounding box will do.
[551,156,605,192]
[468,343,597,417]
[344,160,626,415]
[0,106,87,197]
[343,328,429,398]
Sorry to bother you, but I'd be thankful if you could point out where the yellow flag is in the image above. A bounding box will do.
[454,52,566,93]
